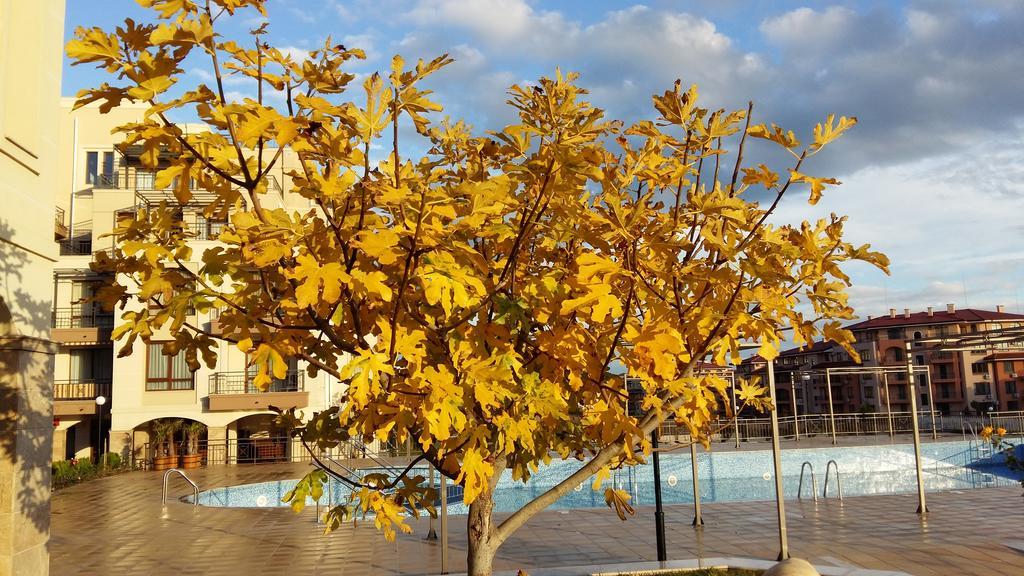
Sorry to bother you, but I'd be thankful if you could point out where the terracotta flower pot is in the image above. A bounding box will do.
[153,455,176,471]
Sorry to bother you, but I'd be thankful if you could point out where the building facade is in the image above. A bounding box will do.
[980,352,1023,412]
[0,1,65,574]
[736,304,1024,419]
[52,100,338,468]
[847,305,1024,415]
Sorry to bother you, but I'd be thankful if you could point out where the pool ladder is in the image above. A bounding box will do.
[161,468,199,507]
[798,462,818,501]
[798,460,843,502]
[823,459,843,501]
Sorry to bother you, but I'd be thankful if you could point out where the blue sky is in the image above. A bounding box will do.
[63,0,1024,320]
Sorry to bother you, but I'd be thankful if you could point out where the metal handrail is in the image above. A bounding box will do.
[798,461,817,501]
[347,438,406,476]
[162,468,199,507]
[823,460,843,501]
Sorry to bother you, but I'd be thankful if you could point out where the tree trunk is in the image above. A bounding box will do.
[467,494,497,576]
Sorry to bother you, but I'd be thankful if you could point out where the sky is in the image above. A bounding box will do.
[61,0,1024,321]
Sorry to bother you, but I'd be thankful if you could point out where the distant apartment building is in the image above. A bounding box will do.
[979,352,1023,412]
[737,304,1024,418]
[737,340,862,417]
[847,304,1024,415]
[52,99,336,467]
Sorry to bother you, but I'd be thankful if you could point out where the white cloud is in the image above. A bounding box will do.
[278,45,310,62]
[405,0,578,55]
[760,6,857,51]
[771,127,1024,317]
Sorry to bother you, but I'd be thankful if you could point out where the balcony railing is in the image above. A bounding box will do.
[88,172,121,189]
[191,215,226,241]
[54,379,111,401]
[208,370,304,395]
[59,237,93,256]
[51,308,114,329]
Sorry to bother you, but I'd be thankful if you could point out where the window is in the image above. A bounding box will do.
[85,151,115,186]
[941,384,951,399]
[1008,381,1018,394]
[888,347,904,362]
[146,343,194,390]
[1004,361,1015,374]
[974,382,990,396]
[916,355,925,366]
[864,387,874,399]
[897,385,907,400]
[971,362,987,374]
[937,364,950,380]
[861,350,873,362]
[887,328,902,340]
[136,170,156,189]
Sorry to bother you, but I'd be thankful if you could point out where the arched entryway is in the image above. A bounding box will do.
[227,413,291,464]
[130,417,208,470]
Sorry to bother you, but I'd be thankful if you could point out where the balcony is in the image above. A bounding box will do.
[53,379,111,417]
[59,237,93,256]
[207,371,308,411]
[54,207,68,240]
[51,308,114,345]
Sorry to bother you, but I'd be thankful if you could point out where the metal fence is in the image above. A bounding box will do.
[208,371,305,395]
[692,410,1024,442]
[51,308,114,329]
[53,379,111,401]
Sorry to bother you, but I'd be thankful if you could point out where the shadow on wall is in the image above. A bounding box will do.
[0,217,56,538]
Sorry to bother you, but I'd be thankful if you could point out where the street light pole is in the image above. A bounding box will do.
[95,395,107,469]
[905,342,928,514]
[651,429,667,562]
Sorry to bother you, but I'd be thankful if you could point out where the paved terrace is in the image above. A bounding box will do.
[51,437,1024,576]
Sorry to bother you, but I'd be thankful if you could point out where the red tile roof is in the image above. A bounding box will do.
[778,339,836,357]
[980,351,1024,362]
[847,308,1024,330]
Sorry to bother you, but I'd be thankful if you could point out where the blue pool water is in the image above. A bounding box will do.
[192,439,1024,513]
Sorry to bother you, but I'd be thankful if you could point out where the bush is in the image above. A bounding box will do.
[104,452,122,469]
[51,453,133,490]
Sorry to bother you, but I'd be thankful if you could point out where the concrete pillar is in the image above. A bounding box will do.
[50,428,66,463]
[206,426,228,465]
[0,336,58,576]
[108,430,133,464]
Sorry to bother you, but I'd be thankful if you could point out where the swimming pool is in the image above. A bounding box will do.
[191,438,1024,512]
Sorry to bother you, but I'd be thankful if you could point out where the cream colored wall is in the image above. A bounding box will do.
[0,1,65,574]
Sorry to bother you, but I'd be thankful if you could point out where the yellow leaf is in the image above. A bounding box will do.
[356,229,402,266]
[812,114,857,151]
[789,170,840,205]
[350,268,393,302]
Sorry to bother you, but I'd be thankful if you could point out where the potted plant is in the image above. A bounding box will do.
[180,421,205,469]
[150,418,180,471]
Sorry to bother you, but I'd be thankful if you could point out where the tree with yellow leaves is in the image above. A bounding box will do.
[68,1,888,573]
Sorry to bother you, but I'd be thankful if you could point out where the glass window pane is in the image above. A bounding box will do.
[147,344,164,381]
[86,151,98,183]
[102,151,114,176]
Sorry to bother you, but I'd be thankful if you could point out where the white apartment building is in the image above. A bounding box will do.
[52,99,338,467]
